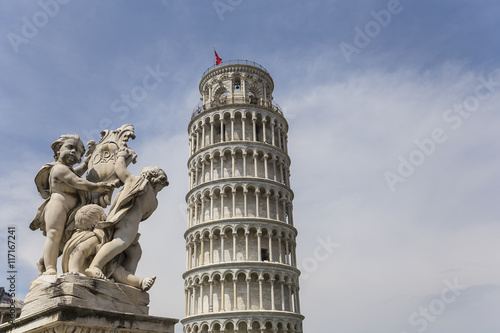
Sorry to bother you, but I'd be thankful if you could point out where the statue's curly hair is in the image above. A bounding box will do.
[50,134,85,162]
[140,166,169,187]
[74,204,106,231]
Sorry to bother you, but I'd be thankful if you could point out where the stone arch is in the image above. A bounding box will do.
[221,110,232,122]
[236,271,248,310]
[233,147,245,178]
[219,185,233,219]
[268,188,280,220]
[263,320,274,332]
[246,226,259,261]
[212,150,222,179]
[231,110,244,140]
[220,148,232,178]
[263,114,273,143]
[211,228,223,263]
[236,320,249,333]
[199,189,211,223]
[254,112,264,142]
[242,111,254,140]
[233,108,245,119]
[223,321,235,333]
[233,184,245,217]
[199,322,209,333]
[211,321,222,333]
[213,85,228,105]
[233,225,246,261]
[250,320,262,332]
[200,117,211,148]
[247,84,262,102]
[246,185,257,218]
[211,187,222,220]
[277,321,287,333]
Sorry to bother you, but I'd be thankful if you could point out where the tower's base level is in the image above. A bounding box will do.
[0,304,178,333]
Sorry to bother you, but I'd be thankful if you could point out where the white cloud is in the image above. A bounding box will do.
[1,2,500,332]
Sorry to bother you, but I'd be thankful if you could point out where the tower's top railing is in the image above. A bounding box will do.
[202,59,269,77]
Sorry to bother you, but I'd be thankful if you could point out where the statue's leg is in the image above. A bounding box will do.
[43,206,67,275]
[122,242,142,274]
[68,237,98,274]
[111,265,156,291]
[111,265,141,287]
[88,213,141,271]
[37,257,45,275]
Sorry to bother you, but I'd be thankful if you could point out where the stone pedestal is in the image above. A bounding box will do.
[0,304,177,332]
[21,274,150,317]
[0,274,178,332]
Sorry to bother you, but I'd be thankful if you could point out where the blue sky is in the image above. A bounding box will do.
[1,1,499,332]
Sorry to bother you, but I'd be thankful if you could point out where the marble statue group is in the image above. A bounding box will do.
[29,124,168,292]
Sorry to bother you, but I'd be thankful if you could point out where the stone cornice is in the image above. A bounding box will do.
[199,62,274,93]
[188,103,288,131]
[181,310,304,324]
[187,140,291,167]
[182,261,301,280]
[183,217,298,239]
[185,177,294,202]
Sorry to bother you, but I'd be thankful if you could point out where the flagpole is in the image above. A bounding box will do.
[213,47,215,67]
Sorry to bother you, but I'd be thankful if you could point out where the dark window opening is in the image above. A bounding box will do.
[261,248,269,261]
[249,94,258,104]
[256,124,262,141]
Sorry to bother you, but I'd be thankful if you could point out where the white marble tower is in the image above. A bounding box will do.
[183,60,304,333]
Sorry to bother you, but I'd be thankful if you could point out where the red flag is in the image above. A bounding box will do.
[214,49,222,65]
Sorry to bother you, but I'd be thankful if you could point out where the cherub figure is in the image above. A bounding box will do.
[85,148,168,280]
[62,204,155,291]
[30,134,115,275]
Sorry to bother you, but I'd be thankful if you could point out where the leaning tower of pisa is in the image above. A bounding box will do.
[183,60,304,333]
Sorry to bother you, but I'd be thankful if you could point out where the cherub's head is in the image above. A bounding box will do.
[51,134,85,166]
[140,166,169,191]
[75,204,106,231]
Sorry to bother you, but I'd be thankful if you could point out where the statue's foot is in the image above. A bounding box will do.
[42,268,57,275]
[140,276,156,291]
[36,258,45,276]
[85,267,107,280]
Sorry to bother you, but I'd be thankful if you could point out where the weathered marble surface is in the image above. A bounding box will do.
[21,274,150,318]
[14,125,177,332]
[30,125,167,291]
[1,303,177,333]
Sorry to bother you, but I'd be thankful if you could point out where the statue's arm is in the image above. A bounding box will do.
[73,161,89,177]
[53,165,113,193]
[115,155,134,184]
[73,140,96,177]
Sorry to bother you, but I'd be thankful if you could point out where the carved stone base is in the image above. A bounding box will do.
[21,274,150,317]
[0,304,178,332]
